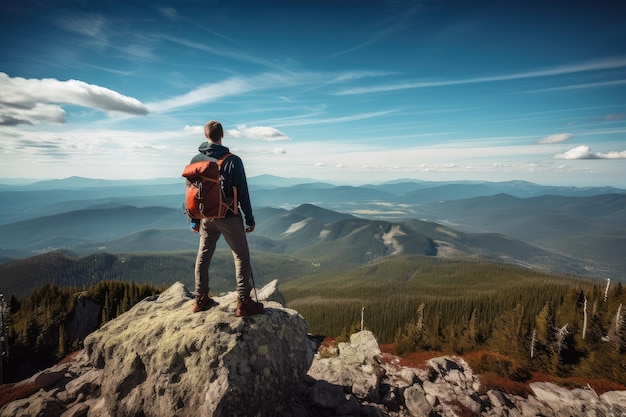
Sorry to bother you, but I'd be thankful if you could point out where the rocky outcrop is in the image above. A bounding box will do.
[288,330,626,417]
[1,281,625,417]
[1,280,313,417]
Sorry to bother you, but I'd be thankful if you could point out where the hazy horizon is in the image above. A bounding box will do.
[1,174,625,190]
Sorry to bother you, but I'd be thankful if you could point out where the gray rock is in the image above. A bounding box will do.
[337,331,382,365]
[0,281,314,417]
[307,330,382,401]
[254,279,287,306]
[56,369,102,403]
[600,390,626,414]
[83,281,313,417]
[486,389,514,409]
[404,385,433,417]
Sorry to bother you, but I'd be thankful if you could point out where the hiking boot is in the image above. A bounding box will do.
[193,293,215,313]
[236,297,264,317]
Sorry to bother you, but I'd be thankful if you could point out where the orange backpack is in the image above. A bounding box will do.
[181,153,238,220]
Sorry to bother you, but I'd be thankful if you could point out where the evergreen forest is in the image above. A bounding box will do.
[282,256,626,391]
[2,281,164,383]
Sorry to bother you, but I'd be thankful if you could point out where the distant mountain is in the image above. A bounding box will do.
[0,176,623,281]
[0,205,187,252]
[410,193,626,276]
[2,176,623,225]
[0,203,600,299]
[248,174,329,188]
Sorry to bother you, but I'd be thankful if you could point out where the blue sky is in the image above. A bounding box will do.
[1,0,625,187]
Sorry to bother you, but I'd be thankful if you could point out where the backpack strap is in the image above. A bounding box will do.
[217,152,232,165]
[217,153,239,215]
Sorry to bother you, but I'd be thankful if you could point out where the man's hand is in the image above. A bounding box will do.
[245,224,255,233]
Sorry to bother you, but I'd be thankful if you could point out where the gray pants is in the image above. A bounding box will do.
[194,216,252,299]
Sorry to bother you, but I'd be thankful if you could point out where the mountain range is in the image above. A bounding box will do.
[0,176,624,297]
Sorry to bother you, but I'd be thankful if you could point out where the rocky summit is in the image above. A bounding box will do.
[0,281,314,417]
[1,281,626,417]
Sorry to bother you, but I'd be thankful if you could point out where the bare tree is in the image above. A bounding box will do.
[556,324,569,352]
[582,297,588,340]
[360,306,365,332]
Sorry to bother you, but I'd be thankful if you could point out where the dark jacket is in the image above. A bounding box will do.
[191,142,255,227]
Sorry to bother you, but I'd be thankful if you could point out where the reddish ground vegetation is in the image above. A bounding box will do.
[381,344,626,397]
[380,343,444,369]
[477,372,533,397]
[397,350,445,369]
[0,381,39,408]
[319,337,337,349]
[546,376,626,395]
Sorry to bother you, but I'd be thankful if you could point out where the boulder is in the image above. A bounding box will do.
[0,280,313,417]
[307,330,382,401]
[84,280,313,417]
[530,381,626,416]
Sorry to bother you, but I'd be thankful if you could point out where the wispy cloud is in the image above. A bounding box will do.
[158,7,178,21]
[555,145,626,160]
[317,1,424,62]
[273,110,395,128]
[524,79,626,93]
[537,133,574,144]
[228,125,291,141]
[147,78,252,113]
[54,13,107,38]
[155,34,286,70]
[336,56,626,95]
[0,73,149,126]
[147,71,390,115]
[147,72,313,113]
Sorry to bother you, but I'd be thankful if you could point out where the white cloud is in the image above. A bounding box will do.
[596,150,626,159]
[183,125,204,135]
[227,125,291,141]
[554,145,626,160]
[0,73,149,126]
[555,146,596,159]
[54,13,107,38]
[537,133,573,144]
[0,103,66,126]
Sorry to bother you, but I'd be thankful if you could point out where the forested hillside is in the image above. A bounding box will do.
[282,255,626,387]
[2,281,164,383]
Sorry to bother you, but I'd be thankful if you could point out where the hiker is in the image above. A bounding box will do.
[191,120,264,317]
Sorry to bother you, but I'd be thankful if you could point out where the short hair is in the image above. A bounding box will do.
[204,120,223,142]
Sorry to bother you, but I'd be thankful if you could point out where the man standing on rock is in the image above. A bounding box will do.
[190,120,264,317]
